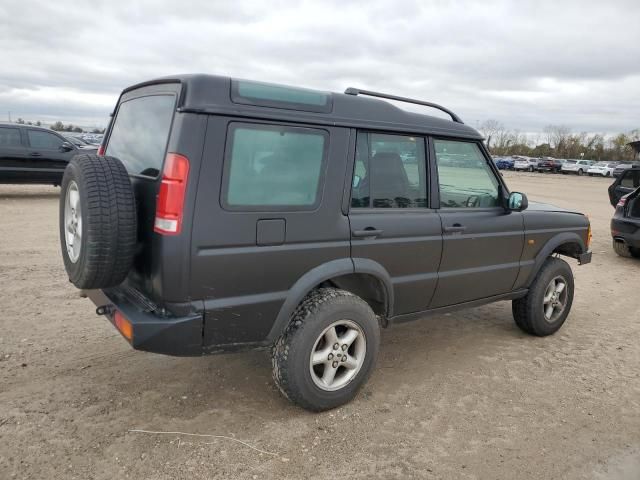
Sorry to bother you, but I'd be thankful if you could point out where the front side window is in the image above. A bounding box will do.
[434,139,500,208]
[224,124,327,209]
[0,127,22,147]
[351,132,427,208]
[27,130,64,150]
[106,95,175,177]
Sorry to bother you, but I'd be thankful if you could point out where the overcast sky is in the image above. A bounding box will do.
[1,0,638,134]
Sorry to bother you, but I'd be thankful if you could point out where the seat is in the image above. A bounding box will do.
[368,152,411,207]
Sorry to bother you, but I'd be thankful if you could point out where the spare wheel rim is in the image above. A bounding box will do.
[64,181,82,263]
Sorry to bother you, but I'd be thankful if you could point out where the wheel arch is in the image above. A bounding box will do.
[525,232,585,287]
[266,258,393,342]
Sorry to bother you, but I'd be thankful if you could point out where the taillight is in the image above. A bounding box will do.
[617,197,627,208]
[97,144,105,156]
[154,153,190,235]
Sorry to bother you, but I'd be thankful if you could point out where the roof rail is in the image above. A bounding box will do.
[344,87,464,124]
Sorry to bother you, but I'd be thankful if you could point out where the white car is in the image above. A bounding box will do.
[587,162,618,177]
[513,157,540,172]
[561,159,594,176]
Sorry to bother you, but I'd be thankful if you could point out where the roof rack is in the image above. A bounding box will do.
[344,87,464,124]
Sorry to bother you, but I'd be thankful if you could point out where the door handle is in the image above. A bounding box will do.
[352,228,383,238]
[444,224,467,234]
[30,152,42,157]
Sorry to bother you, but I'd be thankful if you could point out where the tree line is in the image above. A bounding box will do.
[13,118,105,134]
[479,120,639,162]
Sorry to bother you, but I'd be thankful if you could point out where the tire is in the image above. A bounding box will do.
[577,169,584,176]
[512,257,574,336]
[59,154,137,290]
[529,166,534,172]
[612,239,640,258]
[606,172,611,177]
[272,288,380,411]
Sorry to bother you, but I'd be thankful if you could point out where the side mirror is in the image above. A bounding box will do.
[508,192,528,211]
[352,175,361,188]
[60,142,74,152]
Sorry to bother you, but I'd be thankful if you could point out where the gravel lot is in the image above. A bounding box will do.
[0,172,639,479]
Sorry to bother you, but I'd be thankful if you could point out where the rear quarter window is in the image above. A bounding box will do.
[222,123,328,210]
[106,95,176,177]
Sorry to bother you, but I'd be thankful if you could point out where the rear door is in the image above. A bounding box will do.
[609,169,640,206]
[348,131,442,315]
[430,138,524,308]
[0,126,28,182]
[191,118,351,346]
[25,129,76,182]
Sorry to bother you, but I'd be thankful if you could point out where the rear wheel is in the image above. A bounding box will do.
[512,257,574,336]
[272,288,380,411]
[613,239,640,258]
[577,169,584,176]
[59,154,137,289]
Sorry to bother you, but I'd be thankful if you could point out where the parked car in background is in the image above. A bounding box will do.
[514,157,539,172]
[611,185,640,258]
[64,135,99,151]
[537,158,564,173]
[561,159,593,176]
[587,162,618,177]
[494,156,515,170]
[613,163,638,178]
[0,122,84,185]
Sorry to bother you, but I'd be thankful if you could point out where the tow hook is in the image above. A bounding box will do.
[96,305,113,316]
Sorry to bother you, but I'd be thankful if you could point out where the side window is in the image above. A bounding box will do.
[434,139,500,208]
[224,123,327,209]
[621,170,639,188]
[351,132,427,208]
[0,127,22,147]
[27,130,64,150]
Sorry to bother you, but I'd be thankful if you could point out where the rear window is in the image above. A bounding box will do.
[0,127,22,147]
[223,123,327,209]
[231,80,332,113]
[106,95,175,177]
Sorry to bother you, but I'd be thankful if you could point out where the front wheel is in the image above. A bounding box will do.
[272,288,380,411]
[577,169,584,176]
[512,257,574,336]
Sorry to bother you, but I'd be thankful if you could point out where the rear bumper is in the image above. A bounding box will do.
[611,217,640,248]
[84,288,203,356]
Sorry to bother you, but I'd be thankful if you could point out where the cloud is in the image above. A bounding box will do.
[0,0,638,133]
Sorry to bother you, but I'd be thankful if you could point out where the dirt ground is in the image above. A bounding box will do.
[1,172,639,480]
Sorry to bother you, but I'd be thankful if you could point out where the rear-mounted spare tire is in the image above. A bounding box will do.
[59,154,137,289]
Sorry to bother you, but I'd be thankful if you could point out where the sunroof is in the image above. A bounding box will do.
[231,79,332,113]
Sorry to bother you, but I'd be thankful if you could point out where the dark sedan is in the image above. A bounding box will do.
[537,159,563,173]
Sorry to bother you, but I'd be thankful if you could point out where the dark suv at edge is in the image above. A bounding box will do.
[0,123,89,185]
[58,75,592,411]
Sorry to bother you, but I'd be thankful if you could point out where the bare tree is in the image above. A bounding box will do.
[478,119,506,150]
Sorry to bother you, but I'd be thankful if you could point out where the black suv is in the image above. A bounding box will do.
[609,166,640,258]
[0,123,87,185]
[58,75,592,411]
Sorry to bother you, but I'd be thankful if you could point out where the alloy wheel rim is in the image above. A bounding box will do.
[64,181,82,263]
[309,320,366,392]
[542,275,567,323]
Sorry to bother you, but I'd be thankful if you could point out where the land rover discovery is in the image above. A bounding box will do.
[59,75,592,411]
